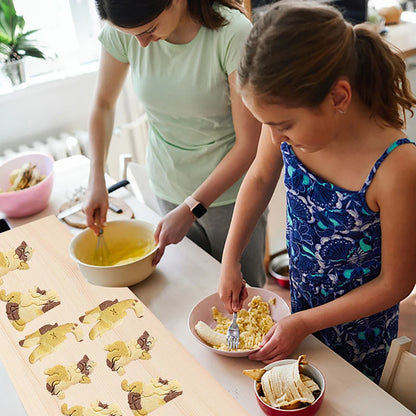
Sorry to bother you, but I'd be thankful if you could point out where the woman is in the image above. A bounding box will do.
[83,0,267,287]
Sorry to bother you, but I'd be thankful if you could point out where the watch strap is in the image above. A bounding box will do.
[184,196,207,218]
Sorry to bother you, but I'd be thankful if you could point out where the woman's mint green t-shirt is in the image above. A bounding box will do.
[98,6,252,206]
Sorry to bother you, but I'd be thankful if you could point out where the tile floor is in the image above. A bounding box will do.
[264,274,416,354]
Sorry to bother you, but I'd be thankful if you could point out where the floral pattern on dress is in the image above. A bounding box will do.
[282,138,413,382]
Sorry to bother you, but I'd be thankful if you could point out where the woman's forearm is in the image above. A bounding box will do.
[87,48,130,186]
[88,101,116,186]
[192,70,262,207]
[192,138,259,207]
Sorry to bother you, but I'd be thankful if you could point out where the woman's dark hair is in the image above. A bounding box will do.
[95,0,246,29]
[238,0,416,129]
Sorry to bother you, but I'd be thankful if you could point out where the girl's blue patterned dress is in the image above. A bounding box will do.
[282,138,414,383]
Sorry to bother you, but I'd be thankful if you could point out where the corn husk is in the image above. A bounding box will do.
[244,355,320,409]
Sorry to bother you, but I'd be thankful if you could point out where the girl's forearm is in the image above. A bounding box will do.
[222,166,280,266]
[223,127,284,264]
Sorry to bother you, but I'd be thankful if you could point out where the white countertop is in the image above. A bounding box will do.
[3,155,414,416]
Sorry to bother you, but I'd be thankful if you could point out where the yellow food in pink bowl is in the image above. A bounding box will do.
[0,153,54,218]
[188,287,290,357]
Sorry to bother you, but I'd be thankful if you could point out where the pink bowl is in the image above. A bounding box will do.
[0,153,54,218]
[255,359,325,416]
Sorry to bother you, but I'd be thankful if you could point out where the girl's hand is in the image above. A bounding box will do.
[152,203,195,265]
[218,264,248,314]
[248,314,308,363]
[83,180,109,236]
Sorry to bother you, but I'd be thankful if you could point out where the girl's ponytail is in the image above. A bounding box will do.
[353,26,415,129]
[238,1,416,129]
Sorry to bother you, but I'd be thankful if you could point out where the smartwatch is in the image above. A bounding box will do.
[184,195,207,218]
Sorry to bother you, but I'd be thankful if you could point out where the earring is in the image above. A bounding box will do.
[338,109,346,114]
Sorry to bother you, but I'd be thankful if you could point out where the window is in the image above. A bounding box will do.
[12,0,101,78]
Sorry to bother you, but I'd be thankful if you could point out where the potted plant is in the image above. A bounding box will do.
[0,0,45,86]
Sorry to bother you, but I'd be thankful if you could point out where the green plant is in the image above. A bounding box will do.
[0,0,45,63]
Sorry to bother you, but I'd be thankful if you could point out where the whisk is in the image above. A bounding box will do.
[94,227,110,265]
[93,210,110,265]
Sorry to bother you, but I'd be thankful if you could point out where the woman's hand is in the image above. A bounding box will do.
[218,264,248,314]
[83,179,109,235]
[152,203,195,265]
[248,313,309,363]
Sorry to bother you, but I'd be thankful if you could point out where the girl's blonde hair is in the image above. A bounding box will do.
[238,0,416,129]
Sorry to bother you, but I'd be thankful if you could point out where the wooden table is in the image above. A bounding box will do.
[3,155,414,415]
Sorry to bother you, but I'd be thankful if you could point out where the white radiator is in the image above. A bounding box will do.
[0,130,89,165]
[0,114,149,180]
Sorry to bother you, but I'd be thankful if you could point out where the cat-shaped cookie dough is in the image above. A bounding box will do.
[0,241,34,284]
[61,401,122,416]
[0,286,60,331]
[79,299,143,340]
[105,330,156,375]
[19,322,83,364]
[45,355,96,399]
[121,377,183,415]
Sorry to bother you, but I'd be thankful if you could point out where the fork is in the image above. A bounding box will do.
[226,312,240,350]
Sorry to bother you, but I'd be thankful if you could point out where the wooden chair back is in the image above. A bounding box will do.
[126,162,161,215]
[379,336,416,413]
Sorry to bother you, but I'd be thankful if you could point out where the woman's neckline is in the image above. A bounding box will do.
[165,16,202,46]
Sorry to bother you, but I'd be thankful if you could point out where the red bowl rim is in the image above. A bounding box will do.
[269,253,289,280]
[253,359,326,414]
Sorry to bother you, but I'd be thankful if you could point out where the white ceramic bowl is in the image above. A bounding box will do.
[0,153,54,218]
[254,359,325,416]
[69,219,158,287]
[188,287,290,357]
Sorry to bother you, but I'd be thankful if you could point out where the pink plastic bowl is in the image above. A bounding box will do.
[0,153,54,218]
[255,359,325,416]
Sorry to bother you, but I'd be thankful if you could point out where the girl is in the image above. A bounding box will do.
[219,0,416,382]
[84,0,267,287]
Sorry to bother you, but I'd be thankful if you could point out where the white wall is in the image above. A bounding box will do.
[0,66,144,178]
[267,172,287,255]
[0,69,98,152]
[405,63,416,138]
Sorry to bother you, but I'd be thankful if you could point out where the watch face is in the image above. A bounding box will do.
[193,203,207,218]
